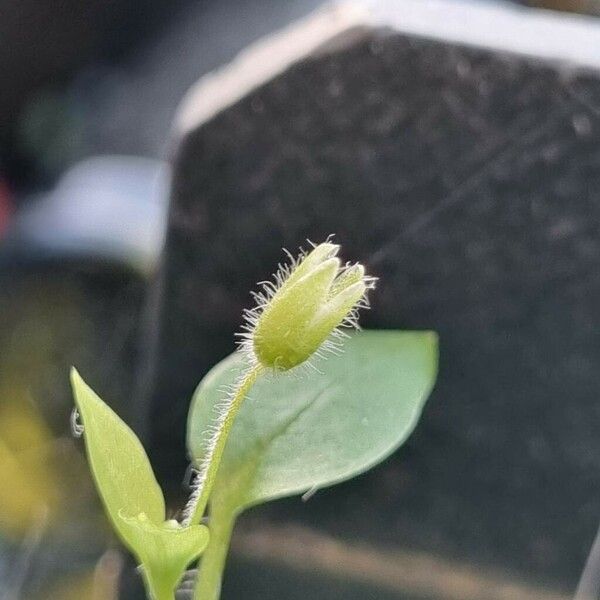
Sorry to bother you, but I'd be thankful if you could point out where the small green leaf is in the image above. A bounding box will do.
[71,369,209,600]
[187,330,438,514]
[70,369,164,529]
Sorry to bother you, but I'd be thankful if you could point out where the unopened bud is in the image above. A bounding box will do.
[241,241,375,371]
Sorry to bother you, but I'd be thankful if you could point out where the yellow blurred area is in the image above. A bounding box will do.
[0,283,94,539]
[0,395,62,538]
[0,281,123,598]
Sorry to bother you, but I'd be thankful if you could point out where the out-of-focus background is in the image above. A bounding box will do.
[2,0,600,599]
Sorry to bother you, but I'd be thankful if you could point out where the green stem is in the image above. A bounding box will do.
[193,508,236,600]
[185,364,263,526]
[141,569,176,600]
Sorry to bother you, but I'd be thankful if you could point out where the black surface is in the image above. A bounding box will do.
[146,25,600,597]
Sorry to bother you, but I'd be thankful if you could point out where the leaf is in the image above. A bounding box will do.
[187,330,438,515]
[70,369,165,531]
[71,369,209,600]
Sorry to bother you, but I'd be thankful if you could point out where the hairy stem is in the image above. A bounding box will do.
[184,364,263,527]
[193,507,236,600]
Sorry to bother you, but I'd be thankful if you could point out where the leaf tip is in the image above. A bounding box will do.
[70,366,83,388]
[425,330,439,347]
[70,367,92,416]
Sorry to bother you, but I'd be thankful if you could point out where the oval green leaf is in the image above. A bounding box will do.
[187,330,438,514]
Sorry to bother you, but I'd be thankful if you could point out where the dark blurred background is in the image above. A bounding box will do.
[1,1,600,599]
[1,0,598,194]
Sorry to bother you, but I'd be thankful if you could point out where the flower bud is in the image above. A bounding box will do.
[241,242,375,371]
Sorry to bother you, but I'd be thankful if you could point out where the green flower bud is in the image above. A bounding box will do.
[241,242,375,371]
